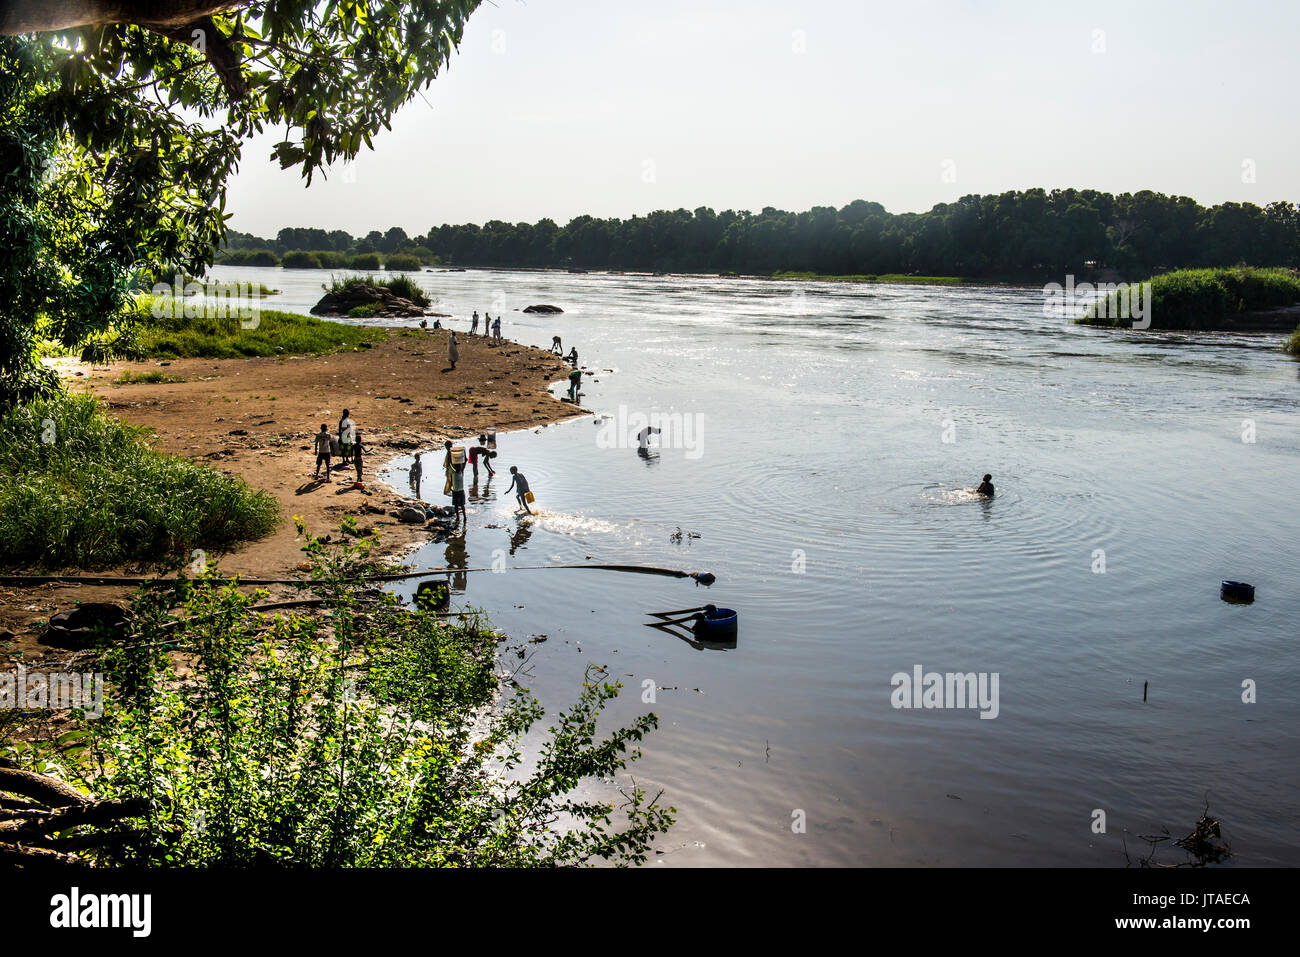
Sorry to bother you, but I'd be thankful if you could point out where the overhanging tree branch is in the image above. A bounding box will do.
[0,1,248,35]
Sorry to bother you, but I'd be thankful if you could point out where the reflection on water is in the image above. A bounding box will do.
[217,265,1300,867]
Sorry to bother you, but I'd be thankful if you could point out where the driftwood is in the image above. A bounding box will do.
[0,760,149,866]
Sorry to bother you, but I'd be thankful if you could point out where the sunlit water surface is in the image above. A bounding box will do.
[214,266,1300,866]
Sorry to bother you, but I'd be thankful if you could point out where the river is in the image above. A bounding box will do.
[212,264,1300,866]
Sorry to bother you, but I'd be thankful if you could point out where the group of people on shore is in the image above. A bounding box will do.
[445,309,507,370]
[312,408,373,484]
[471,310,503,342]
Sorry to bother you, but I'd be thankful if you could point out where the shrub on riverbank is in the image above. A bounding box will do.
[0,392,279,569]
[324,274,431,308]
[217,248,280,267]
[16,529,674,866]
[384,253,423,271]
[1078,267,1300,329]
[1284,326,1300,355]
[129,298,387,358]
[350,252,382,270]
[281,250,322,269]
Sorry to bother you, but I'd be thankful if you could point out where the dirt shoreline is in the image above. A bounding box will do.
[0,328,585,665]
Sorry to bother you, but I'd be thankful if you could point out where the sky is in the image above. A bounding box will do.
[224,0,1300,238]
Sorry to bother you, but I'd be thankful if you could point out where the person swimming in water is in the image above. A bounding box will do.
[976,473,995,496]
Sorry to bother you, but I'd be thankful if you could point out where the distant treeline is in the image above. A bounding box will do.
[225,189,1300,278]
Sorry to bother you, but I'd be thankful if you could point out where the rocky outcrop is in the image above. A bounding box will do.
[312,282,427,318]
[523,304,564,314]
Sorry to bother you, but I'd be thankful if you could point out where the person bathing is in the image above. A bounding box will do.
[976,474,995,497]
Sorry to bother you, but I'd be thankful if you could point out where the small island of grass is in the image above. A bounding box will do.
[1076,266,1300,334]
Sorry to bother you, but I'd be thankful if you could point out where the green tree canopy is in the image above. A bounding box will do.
[0,0,482,399]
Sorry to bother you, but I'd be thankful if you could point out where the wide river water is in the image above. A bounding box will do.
[215,265,1300,866]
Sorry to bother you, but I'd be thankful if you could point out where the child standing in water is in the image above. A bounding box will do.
[507,466,532,514]
[976,474,995,496]
[450,462,467,526]
[408,453,423,494]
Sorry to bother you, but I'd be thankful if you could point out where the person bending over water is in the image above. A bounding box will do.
[976,474,995,496]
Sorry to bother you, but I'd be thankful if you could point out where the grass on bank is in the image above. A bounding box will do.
[116,370,186,385]
[116,296,388,360]
[0,392,279,569]
[772,271,968,285]
[1077,266,1300,330]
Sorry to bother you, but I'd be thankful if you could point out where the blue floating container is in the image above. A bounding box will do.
[1220,580,1255,603]
[692,605,738,640]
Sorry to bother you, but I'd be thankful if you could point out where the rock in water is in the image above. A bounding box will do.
[523,304,564,314]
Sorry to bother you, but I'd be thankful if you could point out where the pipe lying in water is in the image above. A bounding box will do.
[0,565,716,588]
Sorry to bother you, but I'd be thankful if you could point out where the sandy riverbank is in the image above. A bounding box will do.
[0,328,585,663]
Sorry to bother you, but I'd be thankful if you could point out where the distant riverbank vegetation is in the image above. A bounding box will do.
[223,241,441,271]
[1078,267,1300,331]
[772,271,969,285]
[225,189,1300,281]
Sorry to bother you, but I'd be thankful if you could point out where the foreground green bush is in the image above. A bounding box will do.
[0,392,279,568]
[132,297,387,358]
[19,528,674,866]
[1079,266,1300,329]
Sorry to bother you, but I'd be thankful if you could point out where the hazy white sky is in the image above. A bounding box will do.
[225,0,1300,237]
